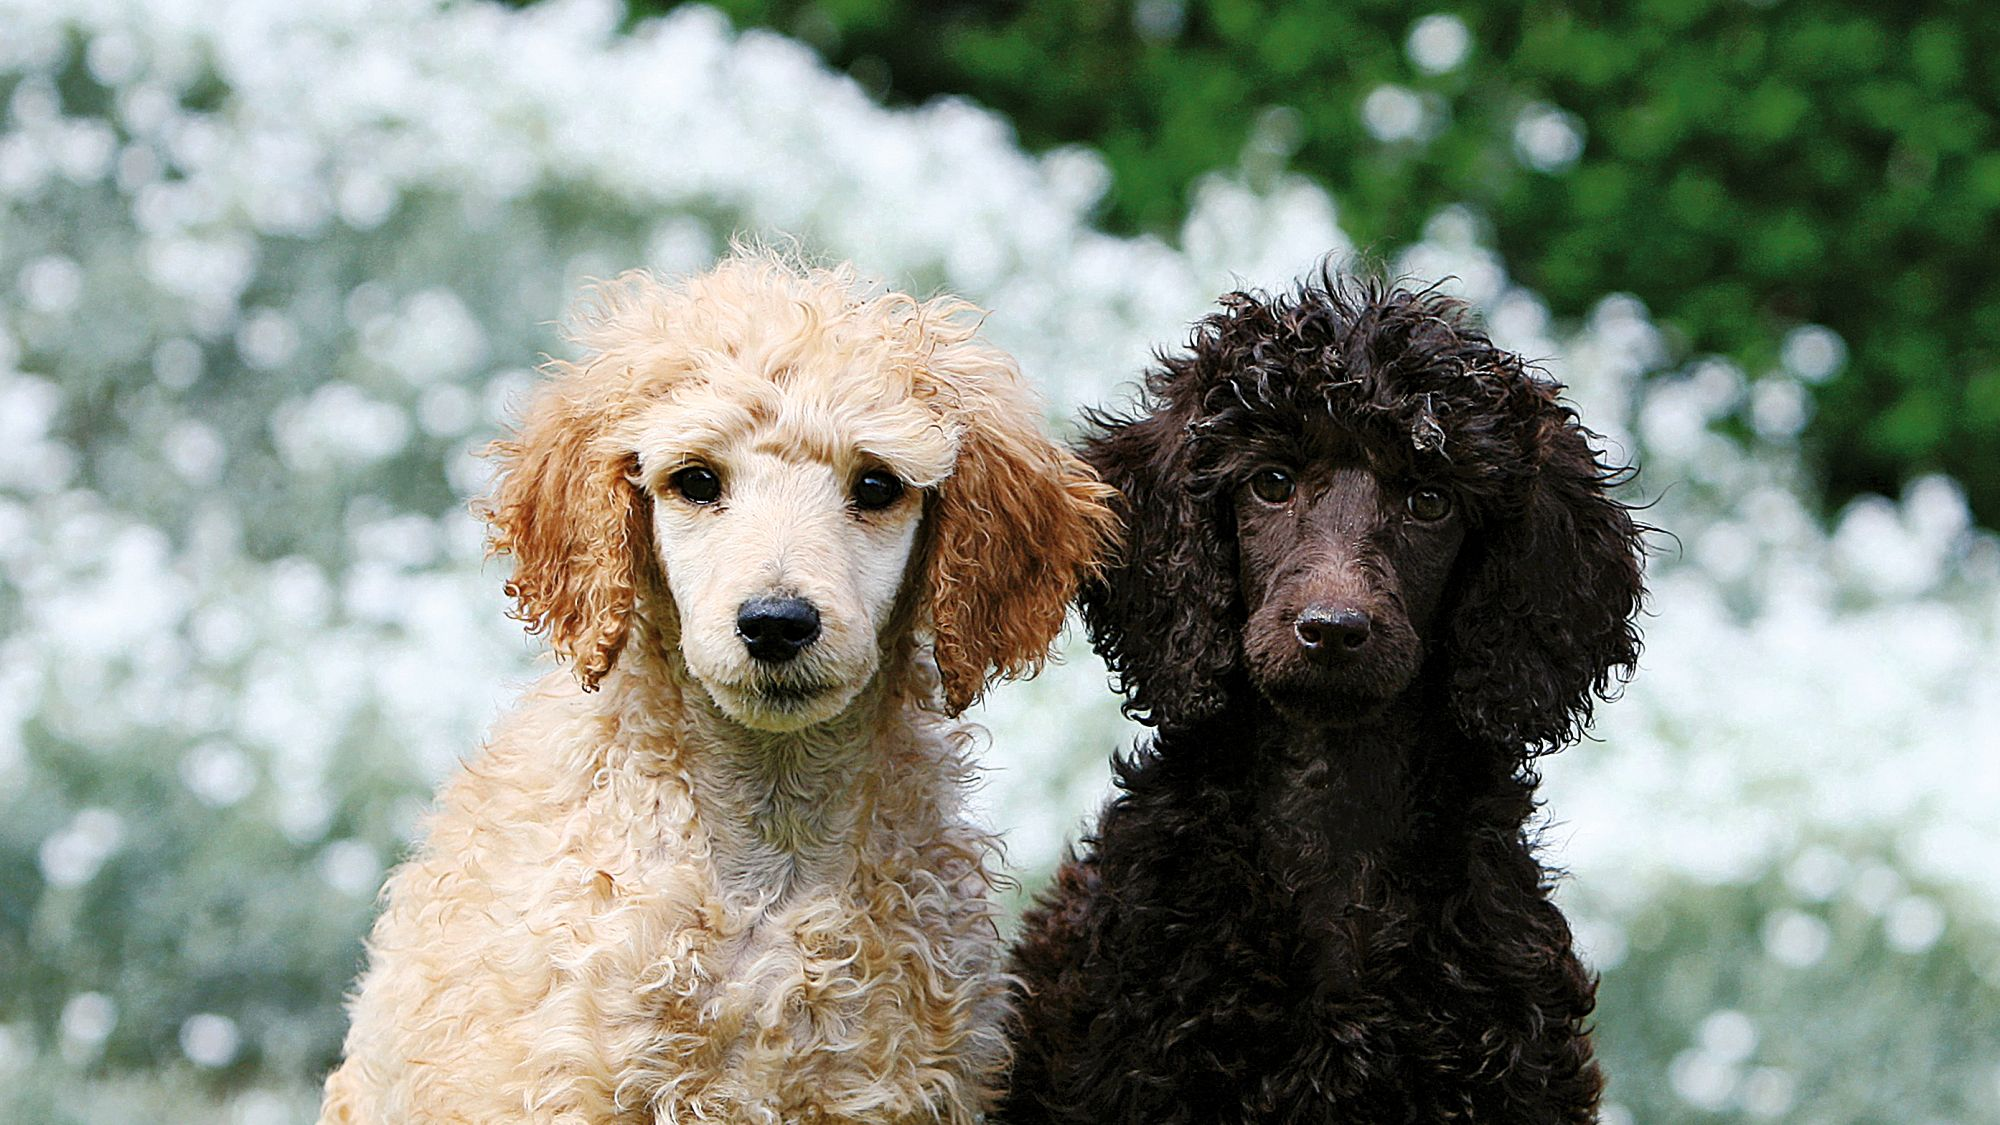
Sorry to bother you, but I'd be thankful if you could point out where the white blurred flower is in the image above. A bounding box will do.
[38,807,125,888]
[263,557,332,630]
[0,1023,23,1075]
[163,420,227,484]
[1688,357,1746,415]
[1572,916,1629,971]
[1695,521,1757,582]
[1785,846,1849,901]
[236,308,302,371]
[1406,14,1471,74]
[1762,909,1832,968]
[180,741,257,807]
[1362,84,1429,143]
[1750,376,1810,440]
[152,337,204,389]
[1639,382,1713,461]
[273,382,412,470]
[84,31,141,86]
[1698,1009,1759,1063]
[144,233,258,311]
[1884,896,1947,954]
[647,216,719,276]
[54,119,116,183]
[58,992,117,1061]
[0,373,60,449]
[1782,324,1847,383]
[336,170,397,229]
[366,288,488,385]
[19,253,84,314]
[1903,475,1971,545]
[31,524,188,660]
[1395,209,1508,306]
[190,603,253,663]
[352,513,440,569]
[1486,290,1550,350]
[179,1012,241,1068]
[417,383,474,436]
[1740,1066,1797,1118]
[1834,496,1944,598]
[319,838,383,897]
[275,782,335,845]
[232,1091,295,1125]
[118,84,177,137]
[1513,102,1585,172]
[0,130,50,198]
[1132,0,1185,40]
[7,79,58,126]
[1669,1047,1737,1111]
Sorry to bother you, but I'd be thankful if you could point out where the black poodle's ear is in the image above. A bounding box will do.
[1447,415,1645,753]
[1078,401,1241,728]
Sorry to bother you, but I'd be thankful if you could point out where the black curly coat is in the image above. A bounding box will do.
[998,277,1647,1124]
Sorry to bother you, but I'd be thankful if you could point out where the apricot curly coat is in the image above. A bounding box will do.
[319,253,1114,1124]
[999,276,1646,1123]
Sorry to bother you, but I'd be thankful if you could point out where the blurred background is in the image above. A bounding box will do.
[0,0,1994,1120]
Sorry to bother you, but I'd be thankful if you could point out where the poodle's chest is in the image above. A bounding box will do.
[572,858,998,1122]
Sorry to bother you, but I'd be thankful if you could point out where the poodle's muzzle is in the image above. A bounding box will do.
[1236,466,1461,725]
[1248,552,1427,722]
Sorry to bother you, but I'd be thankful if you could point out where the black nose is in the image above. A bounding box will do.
[1295,607,1371,660]
[737,597,821,663]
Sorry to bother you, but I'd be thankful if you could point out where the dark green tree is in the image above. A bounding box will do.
[638,0,2000,525]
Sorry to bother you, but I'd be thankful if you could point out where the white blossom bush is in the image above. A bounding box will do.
[0,0,1994,1121]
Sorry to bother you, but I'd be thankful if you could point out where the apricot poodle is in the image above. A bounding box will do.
[320,252,1114,1124]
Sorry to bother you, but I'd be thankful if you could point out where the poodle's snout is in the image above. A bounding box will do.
[1294,605,1372,662]
[736,597,821,663]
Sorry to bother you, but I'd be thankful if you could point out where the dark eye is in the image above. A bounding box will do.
[853,468,904,511]
[1407,486,1453,521]
[670,465,721,504]
[1249,468,1295,505]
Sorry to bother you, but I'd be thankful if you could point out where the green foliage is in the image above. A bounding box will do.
[656,0,2000,526]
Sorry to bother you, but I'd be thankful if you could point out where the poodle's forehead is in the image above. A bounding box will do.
[1198,382,1450,474]
[621,358,959,487]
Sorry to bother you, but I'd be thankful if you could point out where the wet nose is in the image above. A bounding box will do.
[1295,606,1371,660]
[736,597,821,663]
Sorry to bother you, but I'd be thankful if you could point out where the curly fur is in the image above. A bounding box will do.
[320,251,1114,1124]
[999,274,1647,1124]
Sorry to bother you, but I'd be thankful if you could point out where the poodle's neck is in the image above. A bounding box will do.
[1250,696,1425,871]
[602,612,918,904]
[1243,687,1512,900]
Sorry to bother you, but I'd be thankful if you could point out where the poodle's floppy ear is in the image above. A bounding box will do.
[1446,412,1645,753]
[923,355,1118,716]
[1077,396,1242,729]
[477,381,649,692]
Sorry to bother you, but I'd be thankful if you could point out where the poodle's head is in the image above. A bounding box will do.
[478,251,1113,730]
[1082,274,1645,753]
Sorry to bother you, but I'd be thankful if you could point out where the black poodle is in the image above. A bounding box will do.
[999,275,1647,1124]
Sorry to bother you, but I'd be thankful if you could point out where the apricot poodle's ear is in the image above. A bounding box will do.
[1446,413,1645,753]
[477,382,648,692]
[923,358,1118,716]
[1077,395,1242,729]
